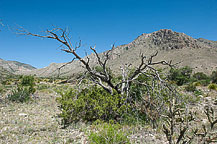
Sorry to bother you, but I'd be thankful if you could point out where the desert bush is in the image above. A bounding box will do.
[20,75,35,86]
[56,86,132,127]
[211,70,217,84]
[193,89,203,97]
[56,70,177,128]
[208,83,217,90]
[185,83,196,92]
[193,81,201,87]
[1,80,7,85]
[37,84,50,90]
[88,122,130,144]
[168,66,192,86]
[7,75,36,103]
[193,72,210,86]
[198,79,210,86]
[1,79,12,85]
[193,72,209,80]
[8,86,33,102]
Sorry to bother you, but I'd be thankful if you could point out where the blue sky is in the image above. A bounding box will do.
[0,0,217,68]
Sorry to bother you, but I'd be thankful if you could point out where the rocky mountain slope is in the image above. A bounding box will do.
[18,29,217,77]
[0,66,14,81]
[108,29,217,74]
[0,58,36,74]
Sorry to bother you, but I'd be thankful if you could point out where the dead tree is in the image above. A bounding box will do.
[16,26,174,96]
[16,26,188,130]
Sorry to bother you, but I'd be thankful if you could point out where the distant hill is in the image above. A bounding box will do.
[0,58,36,74]
[18,29,217,77]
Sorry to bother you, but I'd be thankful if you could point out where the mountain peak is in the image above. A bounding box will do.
[133,29,200,50]
[154,29,174,33]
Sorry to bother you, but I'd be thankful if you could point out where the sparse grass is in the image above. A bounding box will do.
[0,84,216,143]
[36,83,50,90]
[0,91,86,143]
[87,122,131,144]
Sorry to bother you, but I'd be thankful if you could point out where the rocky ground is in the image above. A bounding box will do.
[0,86,216,144]
[0,91,86,144]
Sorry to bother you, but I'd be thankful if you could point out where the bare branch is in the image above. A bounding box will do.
[16,26,175,97]
[57,58,76,77]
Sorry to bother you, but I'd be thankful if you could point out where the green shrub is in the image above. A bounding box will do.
[168,66,192,86]
[56,86,132,127]
[1,80,7,85]
[193,72,210,86]
[193,72,209,80]
[7,75,36,103]
[20,75,35,86]
[208,83,217,90]
[193,81,201,87]
[37,84,50,90]
[211,70,217,84]
[194,89,203,96]
[198,79,210,86]
[2,80,12,85]
[8,86,33,102]
[56,69,179,128]
[88,122,130,144]
[185,83,196,92]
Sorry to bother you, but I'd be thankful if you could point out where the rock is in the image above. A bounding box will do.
[19,113,28,117]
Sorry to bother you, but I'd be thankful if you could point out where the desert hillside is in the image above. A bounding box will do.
[4,29,217,77]
[0,58,36,73]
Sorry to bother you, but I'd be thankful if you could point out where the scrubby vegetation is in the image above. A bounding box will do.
[168,66,192,86]
[7,75,36,102]
[56,68,178,129]
[211,70,217,84]
[193,72,211,86]
[1,24,216,143]
[56,86,132,127]
[168,67,211,87]
[8,86,34,102]
[54,67,217,143]
[0,67,217,143]
[87,121,131,144]
[185,83,197,92]
[208,83,217,91]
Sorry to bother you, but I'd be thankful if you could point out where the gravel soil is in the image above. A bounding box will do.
[0,91,86,144]
[0,87,216,144]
